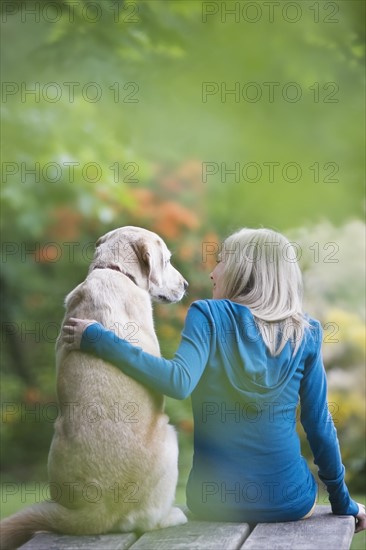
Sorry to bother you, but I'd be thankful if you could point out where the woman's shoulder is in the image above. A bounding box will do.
[188,299,219,316]
[304,314,322,333]
[189,299,253,320]
[303,314,323,354]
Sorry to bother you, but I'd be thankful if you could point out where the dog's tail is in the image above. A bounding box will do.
[0,500,112,549]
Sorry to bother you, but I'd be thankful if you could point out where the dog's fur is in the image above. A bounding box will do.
[0,226,188,549]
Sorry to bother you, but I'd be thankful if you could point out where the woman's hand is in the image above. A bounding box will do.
[62,317,98,351]
[355,502,366,533]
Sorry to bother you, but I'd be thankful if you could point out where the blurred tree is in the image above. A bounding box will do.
[1,0,364,492]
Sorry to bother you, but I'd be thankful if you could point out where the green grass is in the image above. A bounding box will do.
[1,484,364,549]
[0,481,49,519]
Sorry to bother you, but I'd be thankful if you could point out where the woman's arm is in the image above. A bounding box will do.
[63,301,211,400]
[299,322,360,518]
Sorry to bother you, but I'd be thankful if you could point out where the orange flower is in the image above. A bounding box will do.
[23,387,42,403]
[175,160,203,185]
[33,244,61,263]
[153,201,200,239]
[129,188,157,218]
[160,176,183,193]
[48,207,82,240]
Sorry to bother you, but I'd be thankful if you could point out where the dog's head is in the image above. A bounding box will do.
[89,226,188,303]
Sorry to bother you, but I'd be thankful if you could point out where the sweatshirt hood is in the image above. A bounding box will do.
[203,299,313,403]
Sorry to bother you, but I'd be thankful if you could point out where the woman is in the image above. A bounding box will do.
[63,228,365,532]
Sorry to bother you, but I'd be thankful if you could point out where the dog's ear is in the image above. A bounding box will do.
[95,235,106,248]
[95,228,119,249]
[132,240,162,287]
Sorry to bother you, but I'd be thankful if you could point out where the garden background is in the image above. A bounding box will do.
[1,1,365,546]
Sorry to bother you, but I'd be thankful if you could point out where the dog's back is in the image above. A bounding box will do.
[0,227,187,548]
[50,268,170,516]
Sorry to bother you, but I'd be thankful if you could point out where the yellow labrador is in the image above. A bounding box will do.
[1,226,188,549]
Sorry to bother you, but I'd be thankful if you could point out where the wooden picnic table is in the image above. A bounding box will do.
[19,505,355,550]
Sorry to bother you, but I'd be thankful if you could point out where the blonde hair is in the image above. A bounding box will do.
[220,228,310,356]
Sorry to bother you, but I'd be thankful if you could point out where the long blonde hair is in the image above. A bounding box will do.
[220,228,310,356]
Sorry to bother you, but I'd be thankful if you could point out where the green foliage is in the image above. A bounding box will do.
[1,0,364,497]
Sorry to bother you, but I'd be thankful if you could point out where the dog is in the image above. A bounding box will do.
[0,226,188,549]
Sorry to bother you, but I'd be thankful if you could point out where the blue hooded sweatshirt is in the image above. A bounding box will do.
[80,299,358,522]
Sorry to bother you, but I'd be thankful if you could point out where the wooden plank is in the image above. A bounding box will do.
[240,505,355,550]
[129,520,251,550]
[19,532,138,550]
[18,505,355,550]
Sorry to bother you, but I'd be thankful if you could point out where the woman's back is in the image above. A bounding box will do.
[186,299,319,521]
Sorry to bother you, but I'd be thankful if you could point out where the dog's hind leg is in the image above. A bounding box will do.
[156,506,187,528]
